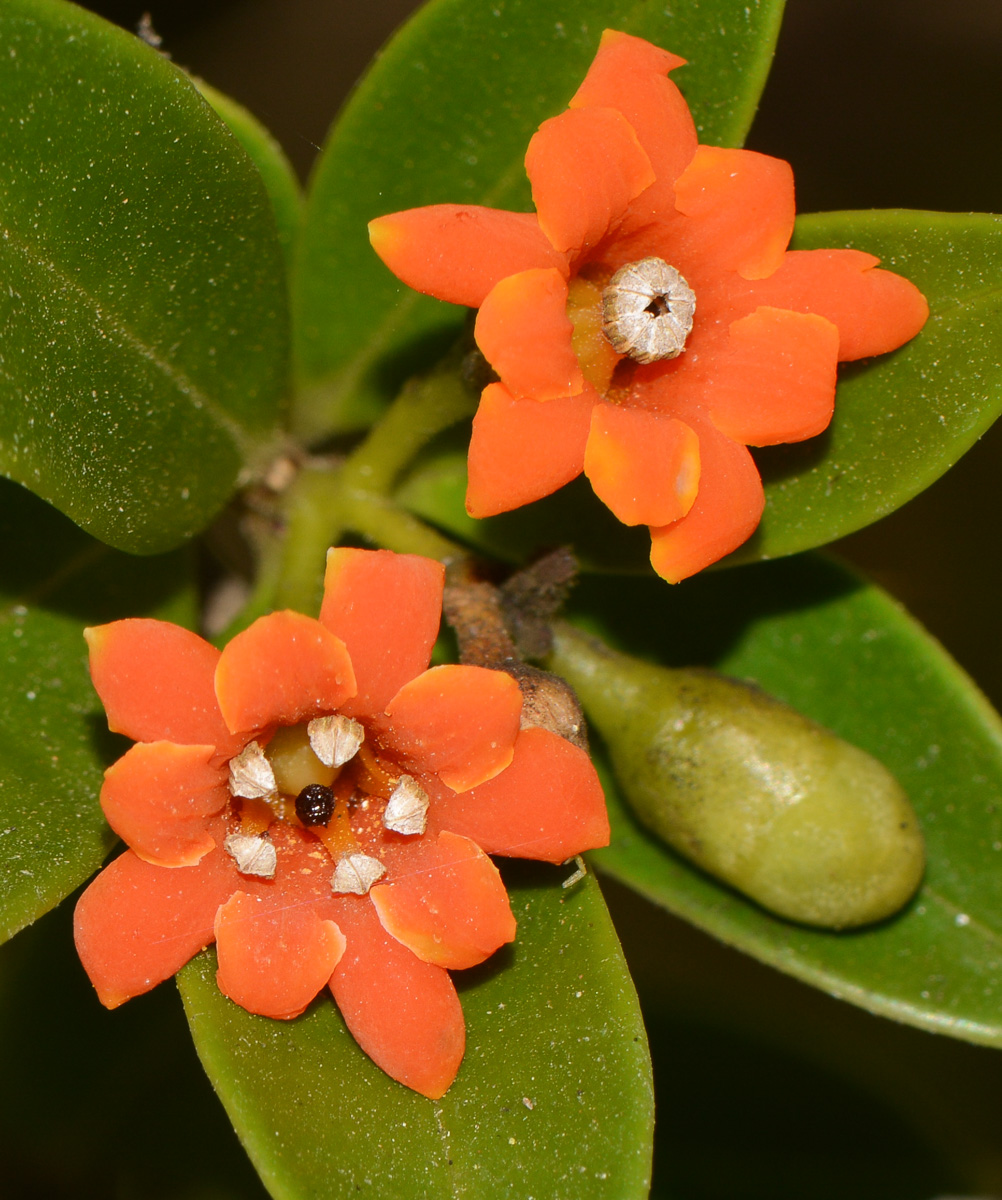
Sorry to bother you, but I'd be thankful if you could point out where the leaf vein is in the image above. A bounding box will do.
[0,225,251,455]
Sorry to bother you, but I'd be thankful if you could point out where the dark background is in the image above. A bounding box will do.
[14,3,1002,1197]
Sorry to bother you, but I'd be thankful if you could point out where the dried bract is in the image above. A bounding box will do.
[601,257,695,364]
[308,714,365,768]
[383,775,430,836]
[561,855,587,889]
[228,740,276,800]
[331,852,387,895]
[224,832,277,879]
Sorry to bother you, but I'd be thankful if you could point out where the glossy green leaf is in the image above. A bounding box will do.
[397,209,1002,573]
[180,865,652,1200]
[196,80,303,273]
[0,0,289,554]
[292,0,786,438]
[568,553,1002,1046]
[0,478,194,946]
[746,210,1002,561]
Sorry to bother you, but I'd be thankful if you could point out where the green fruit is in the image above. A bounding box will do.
[550,624,925,929]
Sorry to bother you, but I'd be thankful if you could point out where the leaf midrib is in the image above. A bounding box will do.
[0,223,252,456]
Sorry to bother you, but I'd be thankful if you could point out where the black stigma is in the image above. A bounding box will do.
[295,783,336,827]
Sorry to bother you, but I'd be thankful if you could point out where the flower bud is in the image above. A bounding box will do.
[550,625,924,929]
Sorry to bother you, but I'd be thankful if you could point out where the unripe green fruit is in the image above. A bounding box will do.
[550,624,925,929]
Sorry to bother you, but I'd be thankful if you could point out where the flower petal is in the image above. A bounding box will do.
[214,611,357,735]
[475,268,583,399]
[427,726,610,864]
[707,307,840,446]
[73,836,237,1008]
[525,106,655,258]
[329,898,465,1099]
[101,742,228,868]
[370,831,516,969]
[672,146,795,281]
[648,417,765,583]
[368,205,567,308]
[380,664,522,792]
[727,249,930,361]
[214,890,346,1020]
[85,620,242,761]
[570,29,697,208]
[584,403,700,526]
[466,381,594,518]
[319,548,444,720]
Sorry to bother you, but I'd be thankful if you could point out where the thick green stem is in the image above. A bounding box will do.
[273,465,347,613]
[336,351,477,496]
[338,487,464,561]
[262,348,478,617]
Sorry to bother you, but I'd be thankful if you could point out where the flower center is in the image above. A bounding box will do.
[601,257,696,364]
[223,716,430,892]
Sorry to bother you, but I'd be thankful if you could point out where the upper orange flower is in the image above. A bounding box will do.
[74,548,609,1099]
[369,30,929,582]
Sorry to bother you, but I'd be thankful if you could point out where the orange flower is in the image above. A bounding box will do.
[74,548,609,1098]
[369,30,929,582]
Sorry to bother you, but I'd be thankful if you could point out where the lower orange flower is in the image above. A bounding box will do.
[74,548,609,1098]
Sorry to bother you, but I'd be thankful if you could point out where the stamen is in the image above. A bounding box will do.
[601,257,696,364]
[308,714,365,768]
[224,831,277,878]
[383,775,430,836]
[331,852,386,895]
[228,741,277,800]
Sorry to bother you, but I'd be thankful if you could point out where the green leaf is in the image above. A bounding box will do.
[745,210,1002,561]
[0,478,194,946]
[180,865,653,1199]
[196,80,303,274]
[0,0,289,554]
[292,0,786,438]
[570,553,1002,1047]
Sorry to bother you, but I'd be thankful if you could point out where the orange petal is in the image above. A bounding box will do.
[214,611,357,735]
[570,29,697,213]
[584,403,700,526]
[73,839,237,1008]
[728,249,930,361]
[427,726,610,863]
[101,742,228,868]
[370,831,516,969]
[466,381,594,518]
[319,548,444,720]
[673,146,795,280]
[706,307,839,446]
[381,664,522,791]
[525,106,655,258]
[649,417,765,583]
[368,205,567,308]
[85,620,243,761]
[475,268,583,399]
[329,898,465,1098]
[214,890,345,1020]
